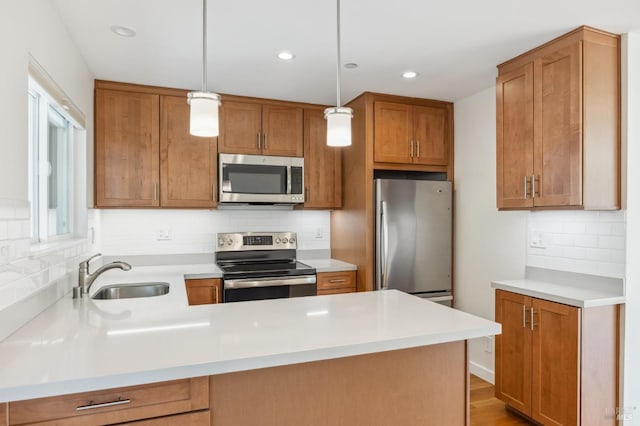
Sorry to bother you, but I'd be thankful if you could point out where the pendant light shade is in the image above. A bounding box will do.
[188,0,220,137]
[326,0,352,147]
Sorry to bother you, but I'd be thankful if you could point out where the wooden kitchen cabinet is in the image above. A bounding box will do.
[185,278,222,305]
[496,26,620,210]
[374,101,449,167]
[219,99,303,157]
[303,108,342,209]
[95,88,160,207]
[7,377,209,425]
[316,271,356,295]
[95,81,217,209]
[160,96,217,208]
[495,289,618,425]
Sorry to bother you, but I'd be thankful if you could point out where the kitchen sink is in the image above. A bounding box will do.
[91,282,170,300]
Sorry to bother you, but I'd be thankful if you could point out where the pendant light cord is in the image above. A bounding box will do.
[335,0,342,108]
[202,0,208,92]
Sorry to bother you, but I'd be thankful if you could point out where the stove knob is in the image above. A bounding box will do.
[218,239,224,246]
[289,237,296,244]
[275,238,281,244]
[282,237,288,244]
[226,238,233,246]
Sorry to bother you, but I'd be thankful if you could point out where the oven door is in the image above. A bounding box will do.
[219,154,304,204]
[223,275,316,303]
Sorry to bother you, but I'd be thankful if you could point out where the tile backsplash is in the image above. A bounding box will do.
[0,198,89,340]
[527,210,626,278]
[97,209,331,256]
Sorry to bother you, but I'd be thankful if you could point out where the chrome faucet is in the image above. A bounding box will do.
[74,253,132,299]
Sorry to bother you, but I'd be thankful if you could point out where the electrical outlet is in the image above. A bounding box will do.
[530,229,545,248]
[484,336,493,353]
[314,228,324,239]
[157,228,172,240]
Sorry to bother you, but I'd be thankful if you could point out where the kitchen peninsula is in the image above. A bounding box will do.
[0,265,500,425]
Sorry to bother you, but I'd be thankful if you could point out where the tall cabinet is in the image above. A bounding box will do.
[331,93,453,292]
[496,26,620,210]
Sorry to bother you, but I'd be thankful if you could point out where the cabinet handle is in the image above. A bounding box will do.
[530,307,536,330]
[416,140,420,158]
[522,305,529,328]
[215,285,219,304]
[329,279,347,284]
[523,176,529,199]
[257,132,262,149]
[212,183,216,201]
[532,175,540,198]
[153,183,158,201]
[410,140,414,158]
[77,397,130,411]
[263,133,268,150]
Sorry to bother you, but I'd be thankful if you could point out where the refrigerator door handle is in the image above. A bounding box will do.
[381,201,390,290]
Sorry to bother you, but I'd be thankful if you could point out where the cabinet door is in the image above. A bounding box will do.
[412,105,448,166]
[160,96,217,208]
[95,89,160,207]
[218,100,262,155]
[121,410,210,425]
[533,42,583,208]
[185,279,221,305]
[303,109,341,208]
[531,298,580,426]
[494,290,532,415]
[496,63,534,209]
[262,104,303,157]
[373,102,413,164]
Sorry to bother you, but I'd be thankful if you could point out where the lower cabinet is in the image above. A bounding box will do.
[495,289,618,425]
[185,278,222,305]
[316,271,356,295]
[7,377,209,425]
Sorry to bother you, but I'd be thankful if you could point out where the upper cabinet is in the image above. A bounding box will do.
[95,81,217,208]
[303,108,342,209]
[219,99,303,157]
[95,88,160,207]
[496,26,620,210]
[374,100,450,168]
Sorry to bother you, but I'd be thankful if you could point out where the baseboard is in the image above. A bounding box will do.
[469,361,494,384]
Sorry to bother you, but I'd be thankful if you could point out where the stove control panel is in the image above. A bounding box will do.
[216,232,297,252]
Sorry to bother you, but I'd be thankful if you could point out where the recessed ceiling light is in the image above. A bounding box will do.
[277,51,295,60]
[402,71,419,79]
[344,63,358,69]
[110,25,136,37]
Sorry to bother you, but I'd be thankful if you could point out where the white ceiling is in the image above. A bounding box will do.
[52,0,640,105]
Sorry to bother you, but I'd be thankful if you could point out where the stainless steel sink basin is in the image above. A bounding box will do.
[91,282,170,300]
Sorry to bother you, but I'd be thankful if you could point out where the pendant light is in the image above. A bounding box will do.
[324,0,352,147]
[187,0,221,137]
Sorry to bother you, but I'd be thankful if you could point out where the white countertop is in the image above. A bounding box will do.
[302,258,357,273]
[0,264,499,403]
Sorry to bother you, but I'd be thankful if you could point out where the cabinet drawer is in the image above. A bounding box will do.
[317,271,356,291]
[318,287,355,296]
[121,410,210,425]
[8,377,209,425]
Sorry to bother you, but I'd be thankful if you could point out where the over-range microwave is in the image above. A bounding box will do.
[219,153,304,204]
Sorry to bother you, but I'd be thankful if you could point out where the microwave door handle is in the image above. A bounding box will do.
[286,165,292,195]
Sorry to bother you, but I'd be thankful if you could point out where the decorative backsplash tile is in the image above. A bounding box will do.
[527,210,626,278]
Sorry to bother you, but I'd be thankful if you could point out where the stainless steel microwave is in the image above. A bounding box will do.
[219,154,305,204]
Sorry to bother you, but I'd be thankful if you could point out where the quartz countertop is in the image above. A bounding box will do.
[0,264,500,403]
[491,267,624,308]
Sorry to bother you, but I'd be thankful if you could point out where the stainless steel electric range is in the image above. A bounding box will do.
[215,232,317,303]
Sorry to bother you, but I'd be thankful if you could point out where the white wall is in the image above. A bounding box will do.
[0,0,94,339]
[453,87,528,383]
[97,210,331,255]
[621,32,640,425]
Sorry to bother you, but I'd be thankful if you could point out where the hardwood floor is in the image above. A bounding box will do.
[470,375,535,426]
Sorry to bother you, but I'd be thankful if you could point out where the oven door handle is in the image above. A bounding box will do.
[225,275,316,289]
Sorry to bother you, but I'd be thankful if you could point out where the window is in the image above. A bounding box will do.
[28,77,77,243]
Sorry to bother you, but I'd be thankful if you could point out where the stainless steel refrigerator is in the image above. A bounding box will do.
[375,178,452,304]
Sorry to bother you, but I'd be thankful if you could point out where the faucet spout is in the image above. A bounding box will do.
[74,254,132,298]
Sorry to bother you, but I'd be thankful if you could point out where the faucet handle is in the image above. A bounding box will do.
[80,253,102,267]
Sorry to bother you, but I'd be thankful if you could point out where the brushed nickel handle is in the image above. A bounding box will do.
[257,132,262,149]
[263,133,268,150]
[523,176,529,199]
[215,285,219,304]
[152,183,158,201]
[523,305,528,328]
[533,175,540,198]
[416,140,421,158]
[530,307,536,331]
[77,397,130,411]
[329,279,347,284]
[410,140,414,158]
